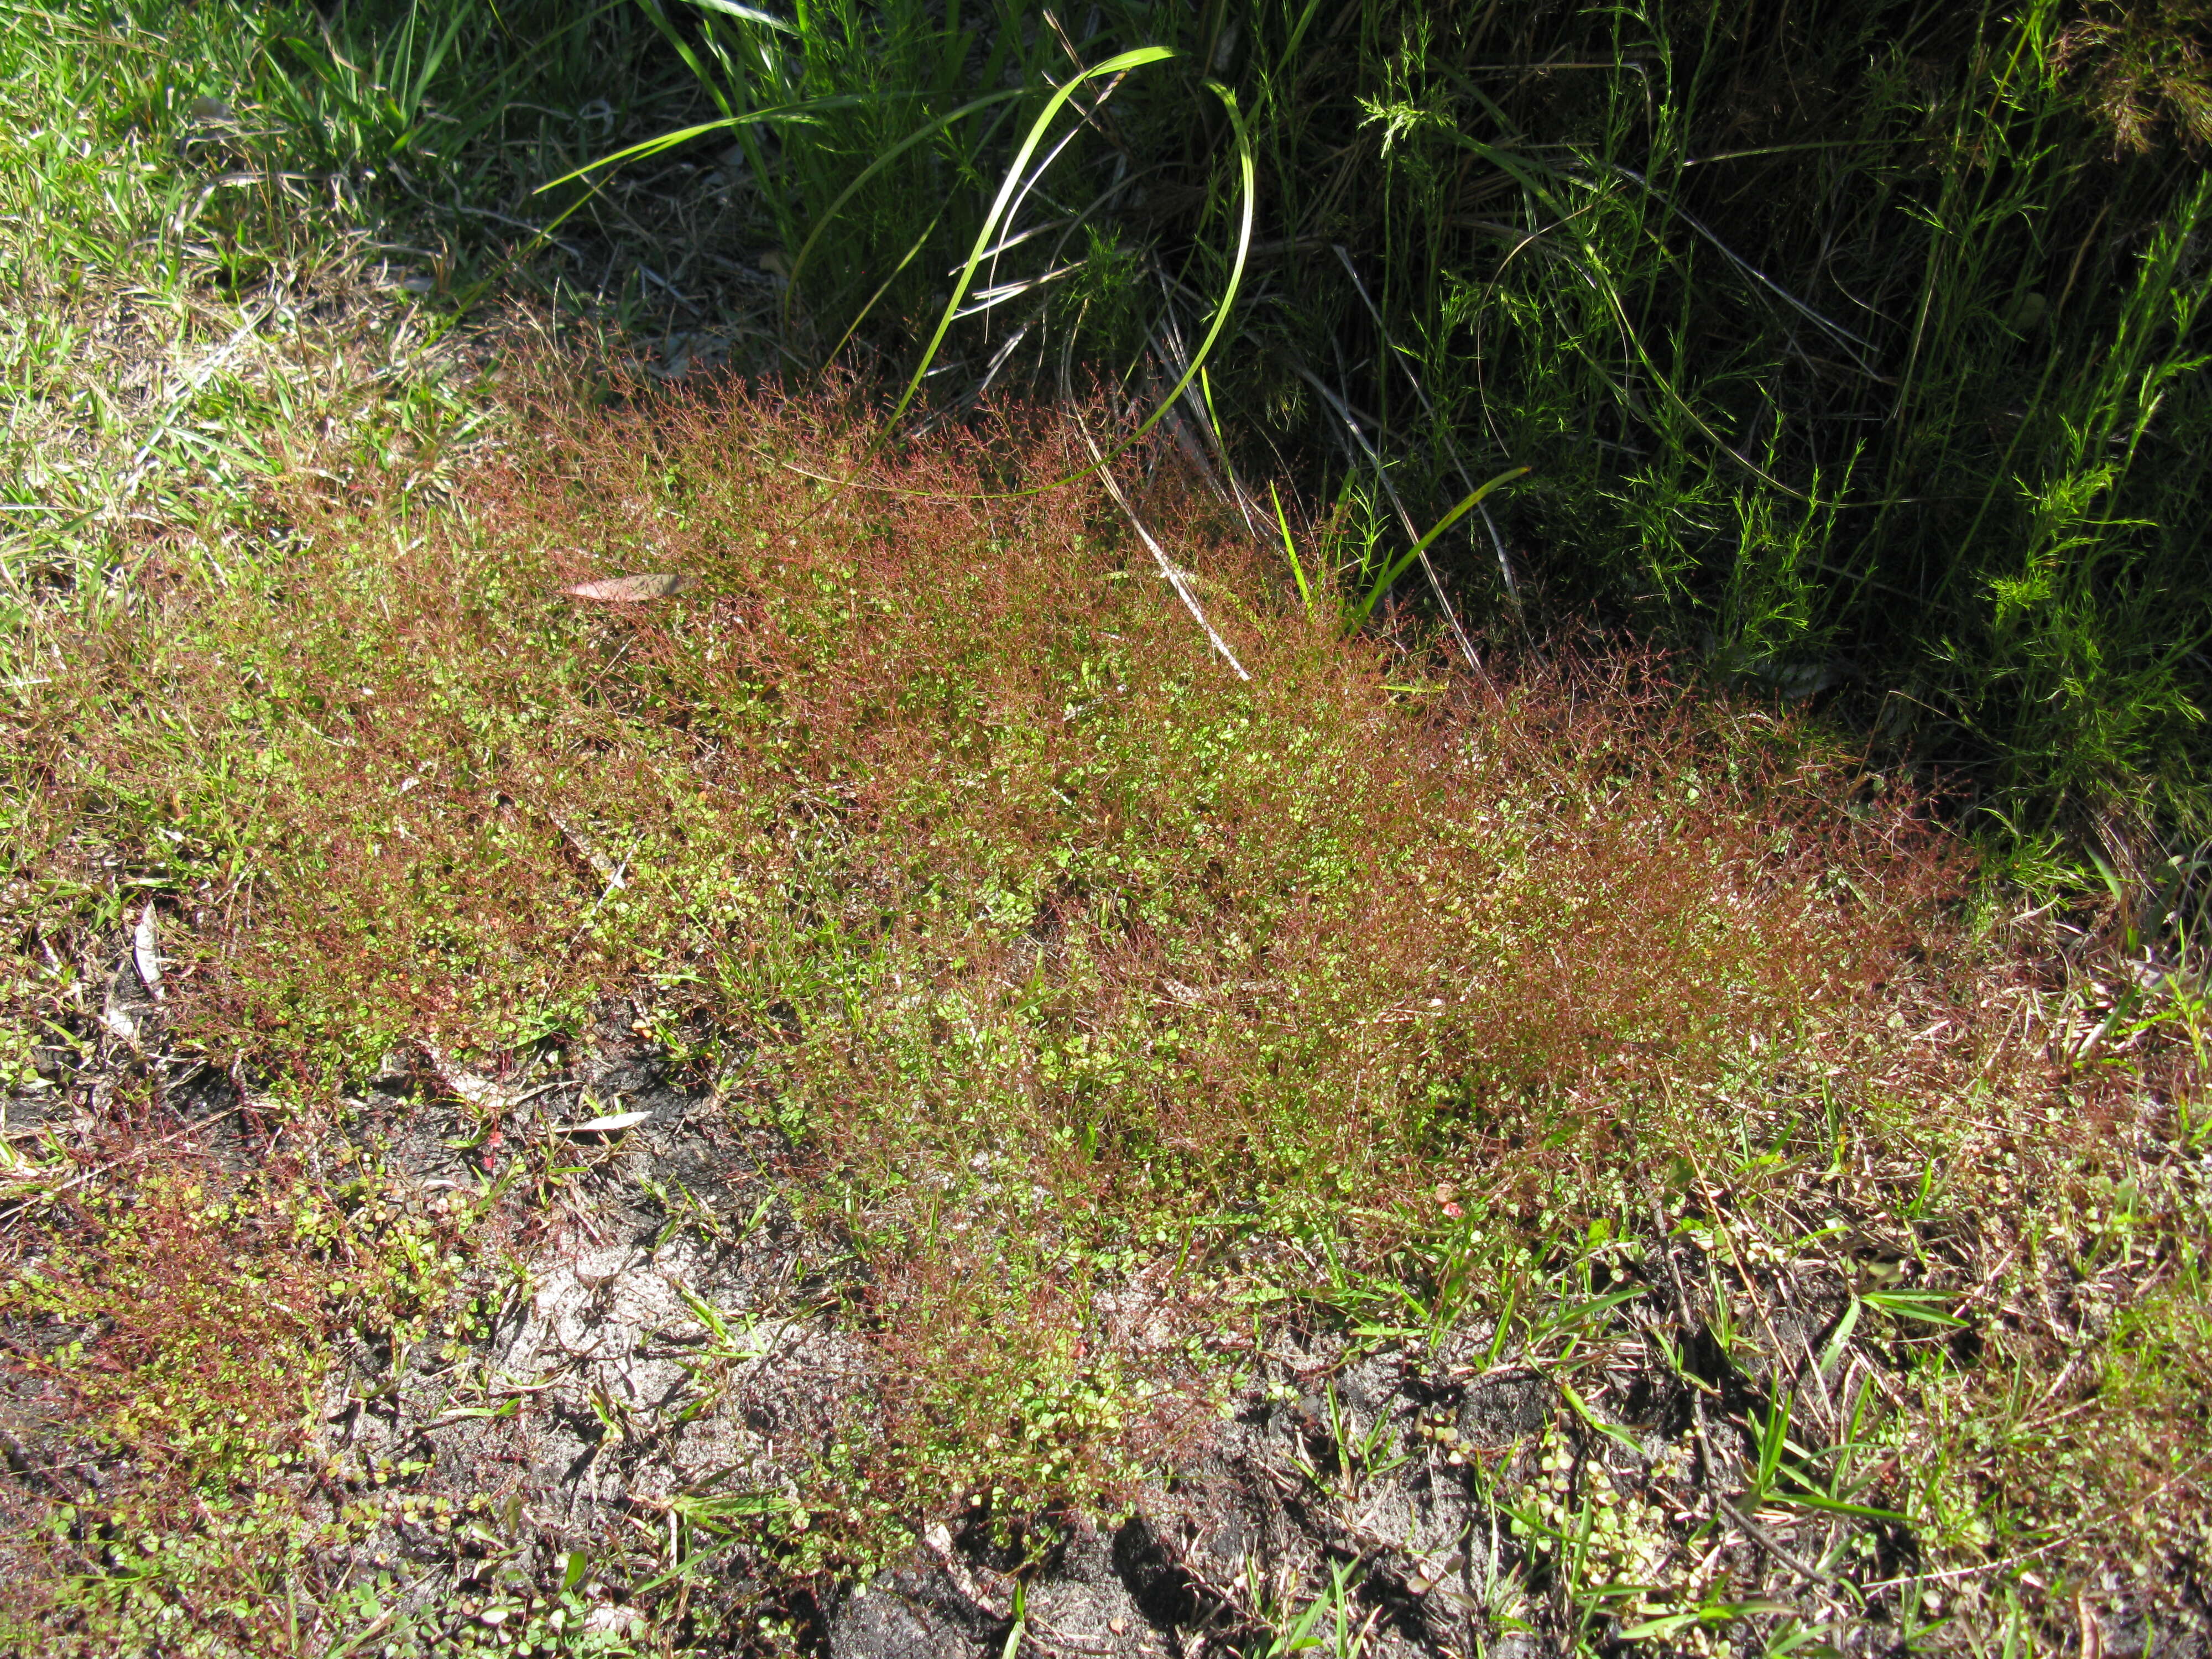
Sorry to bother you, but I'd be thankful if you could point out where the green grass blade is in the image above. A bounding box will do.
[536,96,880,194]
[886,45,1176,430]
[1271,482,1313,617]
[783,88,1027,335]
[1350,466,1531,627]
[682,0,799,32]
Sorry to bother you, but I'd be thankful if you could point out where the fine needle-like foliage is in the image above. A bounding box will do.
[604,0,2212,862]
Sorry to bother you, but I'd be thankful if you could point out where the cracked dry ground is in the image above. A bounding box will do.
[15,972,2199,1659]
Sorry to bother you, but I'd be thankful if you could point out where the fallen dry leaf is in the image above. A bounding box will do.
[566,573,696,602]
[133,901,164,1002]
[553,1109,654,1136]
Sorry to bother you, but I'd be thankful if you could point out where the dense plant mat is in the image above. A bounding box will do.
[607,0,2212,853]
[3,387,2206,1653]
[19,0,2206,848]
[4,3,2209,1653]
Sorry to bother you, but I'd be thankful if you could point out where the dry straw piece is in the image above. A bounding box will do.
[566,572,696,602]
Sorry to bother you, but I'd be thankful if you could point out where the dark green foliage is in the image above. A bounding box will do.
[630,0,2212,852]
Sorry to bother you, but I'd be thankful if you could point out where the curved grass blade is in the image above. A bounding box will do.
[782,88,1029,335]
[825,206,951,364]
[771,63,1256,510]
[1114,82,1258,463]
[683,0,797,31]
[534,95,883,237]
[1349,466,1532,628]
[896,74,1257,496]
[885,46,1177,430]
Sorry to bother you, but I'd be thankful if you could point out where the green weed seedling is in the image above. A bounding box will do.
[1255,1557,1374,1659]
[1616,1599,1799,1650]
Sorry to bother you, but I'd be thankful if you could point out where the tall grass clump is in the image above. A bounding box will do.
[609,0,2212,862]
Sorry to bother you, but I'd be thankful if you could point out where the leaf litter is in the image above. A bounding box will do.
[567,572,698,602]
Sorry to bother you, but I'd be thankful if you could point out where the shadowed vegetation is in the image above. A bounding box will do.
[608,0,2212,865]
